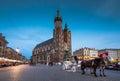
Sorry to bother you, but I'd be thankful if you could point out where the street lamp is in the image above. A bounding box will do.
[16,48,20,53]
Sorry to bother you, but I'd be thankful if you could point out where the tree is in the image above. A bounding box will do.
[64,50,71,61]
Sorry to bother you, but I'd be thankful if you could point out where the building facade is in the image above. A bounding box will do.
[117,49,120,61]
[89,48,98,59]
[99,49,118,62]
[32,10,71,63]
[0,33,27,64]
[5,47,27,62]
[0,33,8,57]
[73,47,98,60]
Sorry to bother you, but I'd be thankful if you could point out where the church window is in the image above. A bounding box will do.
[48,47,50,50]
[0,48,2,52]
[0,42,1,46]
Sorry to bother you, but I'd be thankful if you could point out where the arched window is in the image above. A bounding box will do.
[0,42,2,46]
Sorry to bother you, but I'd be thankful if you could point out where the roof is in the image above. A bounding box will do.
[0,33,8,44]
[34,38,53,49]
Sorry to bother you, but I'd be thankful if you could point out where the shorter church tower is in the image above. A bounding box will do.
[64,24,71,51]
[63,24,72,60]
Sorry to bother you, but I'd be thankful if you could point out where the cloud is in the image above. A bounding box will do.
[2,26,53,59]
[1,0,120,20]
[8,39,37,59]
[96,0,120,18]
[72,30,120,52]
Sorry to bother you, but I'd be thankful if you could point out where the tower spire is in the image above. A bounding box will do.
[54,9,62,22]
[57,9,60,17]
[64,23,68,30]
[65,23,68,29]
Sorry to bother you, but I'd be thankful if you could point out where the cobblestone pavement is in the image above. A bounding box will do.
[0,64,120,81]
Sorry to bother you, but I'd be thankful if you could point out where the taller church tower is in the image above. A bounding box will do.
[53,10,64,62]
[53,10,71,62]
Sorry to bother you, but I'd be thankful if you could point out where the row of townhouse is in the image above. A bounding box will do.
[73,47,120,62]
[0,33,27,64]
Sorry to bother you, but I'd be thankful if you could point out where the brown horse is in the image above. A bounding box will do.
[81,58,106,77]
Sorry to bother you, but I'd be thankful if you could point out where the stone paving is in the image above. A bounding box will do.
[0,64,120,81]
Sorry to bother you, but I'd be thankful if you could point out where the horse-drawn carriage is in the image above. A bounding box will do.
[62,52,109,77]
[81,52,109,77]
[62,60,81,72]
[62,56,81,72]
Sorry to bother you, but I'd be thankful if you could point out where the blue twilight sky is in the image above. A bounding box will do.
[0,0,120,59]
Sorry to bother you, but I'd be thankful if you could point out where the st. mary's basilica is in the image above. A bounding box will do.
[31,10,71,63]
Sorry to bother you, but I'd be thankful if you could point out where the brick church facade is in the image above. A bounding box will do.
[31,10,71,63]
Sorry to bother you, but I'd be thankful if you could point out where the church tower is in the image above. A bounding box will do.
[53,10,64,62]
[32,10,72,63]
[63,24,72,59]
